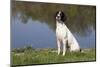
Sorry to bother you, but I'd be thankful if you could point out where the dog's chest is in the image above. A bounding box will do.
[56,22,68,39]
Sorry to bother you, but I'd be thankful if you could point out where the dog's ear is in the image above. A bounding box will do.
[61,12,67,22]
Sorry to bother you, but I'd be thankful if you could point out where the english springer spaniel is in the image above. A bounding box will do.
[55,11,81,56]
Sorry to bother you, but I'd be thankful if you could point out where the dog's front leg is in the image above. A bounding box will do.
[57,39,61,55]
[63,40,67,56]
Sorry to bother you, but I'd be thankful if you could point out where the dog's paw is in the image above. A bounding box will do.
[62,53,65,56]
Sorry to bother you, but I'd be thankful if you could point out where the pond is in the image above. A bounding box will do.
[11,1,96,49]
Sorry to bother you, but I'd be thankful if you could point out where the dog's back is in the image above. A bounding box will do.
[66,26,80,51]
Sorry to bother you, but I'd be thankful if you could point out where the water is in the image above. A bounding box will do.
[11,17,56,48]
[11,1,96,49]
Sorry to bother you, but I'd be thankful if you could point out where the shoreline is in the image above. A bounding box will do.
[12,47,96,66]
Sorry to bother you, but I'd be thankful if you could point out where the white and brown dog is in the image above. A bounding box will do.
[55,11,81,56]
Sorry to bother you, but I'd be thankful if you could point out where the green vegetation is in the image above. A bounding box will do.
[12,46,96,66]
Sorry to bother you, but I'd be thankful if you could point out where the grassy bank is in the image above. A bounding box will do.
[12,47,96,66]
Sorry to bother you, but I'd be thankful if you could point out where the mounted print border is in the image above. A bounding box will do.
[11,0,96,66]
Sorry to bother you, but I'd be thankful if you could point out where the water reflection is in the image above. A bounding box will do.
[11,1,96,48]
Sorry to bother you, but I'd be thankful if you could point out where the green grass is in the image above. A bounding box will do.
[12,48,96,66]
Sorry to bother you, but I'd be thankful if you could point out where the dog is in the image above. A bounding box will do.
[55,11,81,56]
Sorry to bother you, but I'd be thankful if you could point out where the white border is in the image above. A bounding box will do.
[0,0,10,67]
[17,0,96,5]
[0,0,100,67]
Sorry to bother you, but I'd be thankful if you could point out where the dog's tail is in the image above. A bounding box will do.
[80,49,82,52]
[80,49,85,53]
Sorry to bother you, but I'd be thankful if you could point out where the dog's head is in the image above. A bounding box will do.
[55,11,66,22]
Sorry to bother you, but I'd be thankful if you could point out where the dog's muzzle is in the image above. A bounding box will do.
[56,16,61,20]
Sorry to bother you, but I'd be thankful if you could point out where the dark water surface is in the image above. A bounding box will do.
[11,1,96,49]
